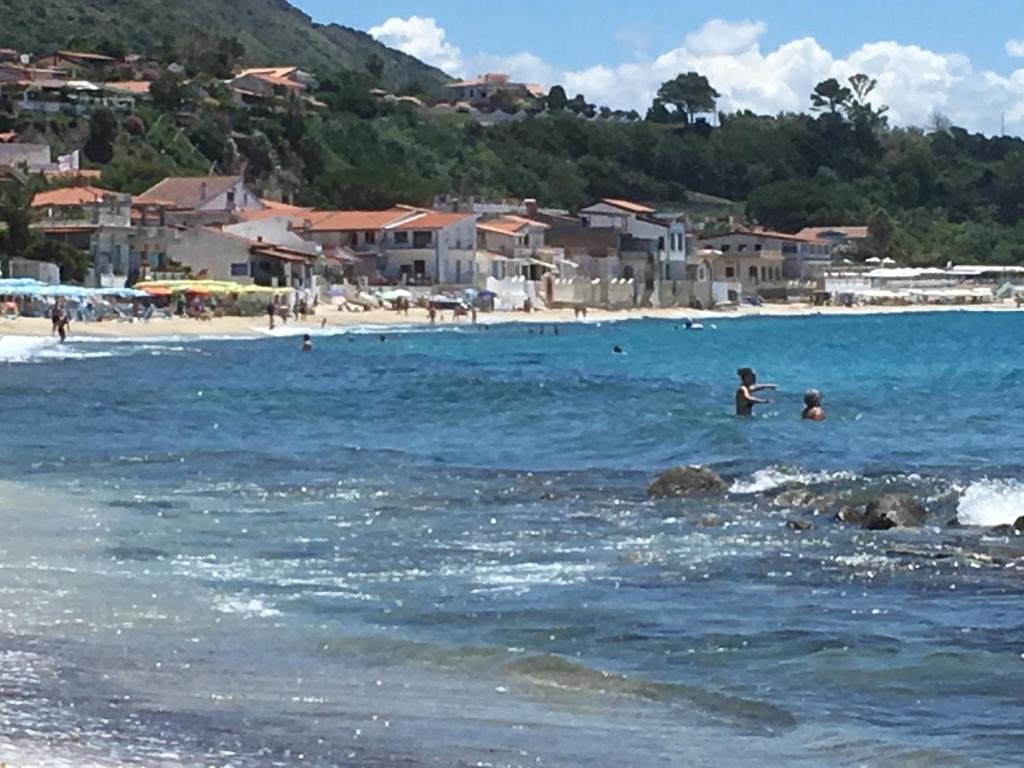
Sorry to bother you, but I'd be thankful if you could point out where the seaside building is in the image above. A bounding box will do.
[540,198,688,306]
[475,214,569,281]
[696,228,822,290]
[32,190,177,287]
[136,175,264,226]
[304,207,478,285]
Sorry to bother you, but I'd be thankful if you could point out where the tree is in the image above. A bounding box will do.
[150,70,190,112]
[810,78,852,115]
[489,89,519,114]
[0,181,34,276]
[84,107,118,164]
[655,72,720,124]
[847,73,889,130]
[867,207,896,258]
[546,84,568,111]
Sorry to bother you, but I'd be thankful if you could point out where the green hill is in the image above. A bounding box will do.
[0,0,450,91]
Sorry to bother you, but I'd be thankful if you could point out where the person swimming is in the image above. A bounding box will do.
[735,367,776,416]
[613,345,623,354]
[801,389,825,421]
[301,334,312,351]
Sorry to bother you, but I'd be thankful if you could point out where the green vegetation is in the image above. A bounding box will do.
[0,0,449,92]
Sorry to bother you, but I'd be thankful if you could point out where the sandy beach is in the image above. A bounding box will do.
[1,299,1021,340]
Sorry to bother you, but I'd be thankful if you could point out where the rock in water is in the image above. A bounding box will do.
[786,519,813,531]
[861,495,927,530]
[647,465,726,498]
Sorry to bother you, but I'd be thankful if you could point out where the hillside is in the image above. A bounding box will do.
[0,0,450,91]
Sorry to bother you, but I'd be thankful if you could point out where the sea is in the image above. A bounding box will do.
[1,311,1024,767]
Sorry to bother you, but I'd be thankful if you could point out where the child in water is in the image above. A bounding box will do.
[801,389,825,421]
[301,334,312,351]
[735,367,776,416]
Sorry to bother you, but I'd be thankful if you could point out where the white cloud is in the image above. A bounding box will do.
[683,19,767,57]
[368,16,463,74]
[371,15,1024,135]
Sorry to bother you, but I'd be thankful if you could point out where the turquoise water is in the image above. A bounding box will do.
[1,313,1024,766]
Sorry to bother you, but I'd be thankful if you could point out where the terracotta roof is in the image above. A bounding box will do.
[259,198,313,215]
[32,185,112,207]
[136,176,242,208]
[796,225,869,240]
[33,223,97,233]
[598,198,656,214]
[446,73,511,88]
[104,80,151,94]
[477,215,549,235]
[388,211,476,231]
[237,66,298,79]
[54,50,118,63]
[307,208,412,232]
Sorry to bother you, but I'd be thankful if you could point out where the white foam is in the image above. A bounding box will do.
[729,466,856,494]
[957,479,1024,527]
[0,335,61,362]
[211,595,281,618]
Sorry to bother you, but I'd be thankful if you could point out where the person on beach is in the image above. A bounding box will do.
[56,312,70,343]
[301,334,313,352]
[267,298,276,330]
[735,367,776,416]
[428,304,437,324]
[801,389,825,421]
[51,303,62,336]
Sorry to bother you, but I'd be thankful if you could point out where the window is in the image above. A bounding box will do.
[658,237,665,251]
[749,266,759,281]
[725,266,735,278]
[394,231,409,245]
[761,266,768,280]
[754,244,762,252]
[230,262,249,276]
[226,190,236,206]
[364,231,376,245]
[413,260,426,276]
[413,231,432,248]
[738,244,747,252]
[721,244,731,252]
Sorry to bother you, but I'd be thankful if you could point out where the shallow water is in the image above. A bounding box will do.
[1,313,1024,766]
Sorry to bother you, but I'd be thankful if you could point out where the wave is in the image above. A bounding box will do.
[506,654,796,730]
[730,465,857,494]
[957,479,1024,527]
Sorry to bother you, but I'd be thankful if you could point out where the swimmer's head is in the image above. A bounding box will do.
[737,366,756,384]
[804,389,822,408]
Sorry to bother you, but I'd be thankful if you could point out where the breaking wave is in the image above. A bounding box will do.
[957,479,1024,527]
[730,466,857,494]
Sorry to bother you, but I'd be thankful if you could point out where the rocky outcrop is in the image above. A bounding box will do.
[861,495,928,530]
[647,465,726,498]
[786,519,813,531]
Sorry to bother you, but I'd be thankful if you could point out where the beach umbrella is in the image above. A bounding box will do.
[881,257,897,265]
[141,285,172,296]
[865,256,882,265]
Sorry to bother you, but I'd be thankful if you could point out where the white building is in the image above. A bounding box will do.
[136,175,264,226]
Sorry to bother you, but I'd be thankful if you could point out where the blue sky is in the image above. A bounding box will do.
[296,1,1024,134]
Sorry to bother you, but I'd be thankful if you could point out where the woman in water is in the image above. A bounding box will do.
[735,367,776,416]
[801,389,825,421]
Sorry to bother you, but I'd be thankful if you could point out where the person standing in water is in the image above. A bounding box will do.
[266,297,276,330]
[735,367,776,416]
[801,389,825,421]
[301,334,313,352]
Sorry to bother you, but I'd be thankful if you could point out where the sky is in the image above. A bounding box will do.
[296,1,1024,135]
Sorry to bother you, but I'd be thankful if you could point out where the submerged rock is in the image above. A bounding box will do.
[647,465,726,498]
[862,495,928,530]
[834,505,865,525]
[785,519,813,531]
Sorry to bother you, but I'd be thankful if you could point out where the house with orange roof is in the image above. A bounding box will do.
[302,207,478,284]
[228,66,316,99]
[697,227,825,291]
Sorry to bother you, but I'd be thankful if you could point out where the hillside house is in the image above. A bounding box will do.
[696,229,795,290]
[443,73,544,107]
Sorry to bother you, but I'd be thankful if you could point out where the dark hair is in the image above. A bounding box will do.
[737,366,755,378]
[804,389,821,407]
[303,334,310,341]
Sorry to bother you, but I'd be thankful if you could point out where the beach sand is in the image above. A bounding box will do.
[1,300,1020,340]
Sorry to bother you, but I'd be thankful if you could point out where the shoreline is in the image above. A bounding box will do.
[1,300,1022,341]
